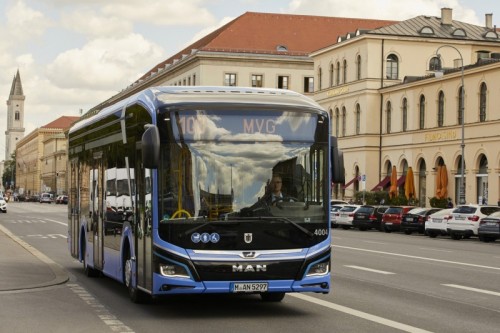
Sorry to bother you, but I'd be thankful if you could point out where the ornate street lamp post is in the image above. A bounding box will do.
[435,45,465,205]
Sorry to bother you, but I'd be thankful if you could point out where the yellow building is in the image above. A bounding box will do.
[312,8,500,206]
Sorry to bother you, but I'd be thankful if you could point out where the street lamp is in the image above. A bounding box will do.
[435,45,465,205]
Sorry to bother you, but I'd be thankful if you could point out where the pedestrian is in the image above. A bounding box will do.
[446,198,453,208]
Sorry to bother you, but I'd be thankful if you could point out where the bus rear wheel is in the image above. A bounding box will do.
[260,292,285,302]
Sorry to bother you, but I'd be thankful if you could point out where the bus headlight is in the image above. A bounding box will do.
[306,261,330,277]
[159,263,190,279]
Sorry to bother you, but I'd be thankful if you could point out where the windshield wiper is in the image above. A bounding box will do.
[229,216,314,238]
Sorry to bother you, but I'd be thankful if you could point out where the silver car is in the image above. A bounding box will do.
[0,195,7,213]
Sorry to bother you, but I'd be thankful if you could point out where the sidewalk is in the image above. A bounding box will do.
[0,224,68,291]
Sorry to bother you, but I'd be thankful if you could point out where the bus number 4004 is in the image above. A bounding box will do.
[314,229,328,236]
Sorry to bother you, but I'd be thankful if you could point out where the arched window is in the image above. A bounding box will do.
[342,106,346,137]
[429,56,441,71]
[329,63,334,87]
[355,104,361,135]
[419,95,426,129]
[479,82,487,122]
[386,54,399,79]
[356,55,361,80]
[15,111,20,121]
[318,67,322,91]
[335,108,340,137]
[343,59,347,83]
[438,91,444,127]
[335,62,340,85]
[458,86,464,125]
[386,101,392,133]
[402,98,408,132]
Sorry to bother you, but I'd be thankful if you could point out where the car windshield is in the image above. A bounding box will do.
[357,206,374,213]
[407,208,426,215]
[454,206,477,214]
[487,211,500,218]
[385,207,402,214]
[479,207,500,215]
[340,206,358,212]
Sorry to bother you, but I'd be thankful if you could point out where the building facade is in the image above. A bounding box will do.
[312,8,500,206]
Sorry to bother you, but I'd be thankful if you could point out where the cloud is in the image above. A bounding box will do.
[46,33,165,90]
[60,9,133,38]
[6,0,53,40]
[287,0,480,24]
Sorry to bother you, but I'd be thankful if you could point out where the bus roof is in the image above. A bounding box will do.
[69,86,325,134]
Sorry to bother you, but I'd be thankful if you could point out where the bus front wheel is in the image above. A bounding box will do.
[124,253,148,303]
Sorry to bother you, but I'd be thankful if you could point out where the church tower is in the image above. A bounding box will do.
[5,70,25,160]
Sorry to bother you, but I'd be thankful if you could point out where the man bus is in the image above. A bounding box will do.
[68,86,344,303]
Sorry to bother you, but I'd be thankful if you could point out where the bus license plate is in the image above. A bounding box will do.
[232,282,268,293]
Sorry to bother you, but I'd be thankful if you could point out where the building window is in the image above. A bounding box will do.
[304,77,314,93]
[335,61,340,85]
[335,108,340,137]
[386,101,392,133]
[188,76,191,85]
[329,63,334,87]
[193,74,196,86]
[438,91,445,127]
[278,75,289,89]
[342,107,346,137]
[355,104,361,135]
[251,74,263,87]
[356,55,361,80]
[15,111,20,121]
[479,82,487,122]
[419,95,426,129]
[458,86,464,125]
[386,54,399,80]
[342,59,347,83]
[402,98,408,132]
[225,73,237,86]
[429,56,441,71]
[317,67,322,90]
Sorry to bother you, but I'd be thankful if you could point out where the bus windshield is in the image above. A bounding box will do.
[156,107,329,247]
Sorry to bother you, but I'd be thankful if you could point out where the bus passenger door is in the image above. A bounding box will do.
[69,159,80,258]
[135,154,153,292]
[92,153,105,270]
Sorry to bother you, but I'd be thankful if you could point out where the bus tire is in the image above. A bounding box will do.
[260,292,285,302]
[82,239,99,278]
[124,251,148,303]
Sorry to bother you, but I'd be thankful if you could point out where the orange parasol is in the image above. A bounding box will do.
[389,166,397,199]
[435,166,442,199]
[404,167,416,200]
[440,164,448,199]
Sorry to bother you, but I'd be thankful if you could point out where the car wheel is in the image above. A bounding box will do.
[261,292,285,302]
[450,233,462,240]
[404,230,412,235]
[428,231,437,238]
[341,226,350,230]
[359,227,367,231]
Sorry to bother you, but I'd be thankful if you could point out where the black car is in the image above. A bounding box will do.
[401,207,442,235]
[478,211,500,242]
[352,205,389,231]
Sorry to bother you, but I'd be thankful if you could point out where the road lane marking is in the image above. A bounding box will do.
[333,245,500,271]
[362,240,388,245]
[344,265,395,275]
[418,247,453,253]
[290,293,434,333]
[44,218,67,226]
[443,284,500,297]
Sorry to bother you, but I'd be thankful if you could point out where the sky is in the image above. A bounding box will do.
[0,0,499,161]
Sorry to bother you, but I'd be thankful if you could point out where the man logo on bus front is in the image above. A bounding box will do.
[244,233,253,243]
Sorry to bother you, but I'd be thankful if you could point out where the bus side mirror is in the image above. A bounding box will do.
[330,137,345,184]
[142,125,160,169]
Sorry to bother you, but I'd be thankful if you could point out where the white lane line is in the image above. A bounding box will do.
[363,240,388,245]
[290,293,434,333]
[344,265,395,275]
[333,245,500,271]
[418,247,453,253]
[44,218,67,226]
[443,284,500,297]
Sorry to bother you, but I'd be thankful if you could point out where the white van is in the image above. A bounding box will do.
[40,193,54,204]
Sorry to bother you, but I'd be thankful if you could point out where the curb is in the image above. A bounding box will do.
[0,224,69,291]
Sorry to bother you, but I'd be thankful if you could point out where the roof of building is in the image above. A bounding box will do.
[367,14,500,42]
[9,69,24,97]
[42,116,80,130]
[138,12,396,81]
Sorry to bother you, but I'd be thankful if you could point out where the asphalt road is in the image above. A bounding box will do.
[1,202,500,333]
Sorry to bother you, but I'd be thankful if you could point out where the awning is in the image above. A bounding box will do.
[342,176,359,189]
[370,176,390,191]
[397,175,406,187]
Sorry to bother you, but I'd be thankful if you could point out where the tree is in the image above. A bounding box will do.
[2,152,16,190]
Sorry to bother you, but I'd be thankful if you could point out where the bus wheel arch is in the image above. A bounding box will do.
[81,229,99,277]
[122,238,147,303]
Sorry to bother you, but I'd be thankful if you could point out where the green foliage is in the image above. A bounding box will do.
[1,152,16,190]
[429,197,448,208]
[353,191,420,206]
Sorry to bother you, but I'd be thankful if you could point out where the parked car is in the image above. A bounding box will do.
[56,195,68,204]
[425,208,455,238]
[331,200,348,205]
[0,195,7,213]
[381,206,415,232]
[477,211,500,242]
[39,193,54,204]
[352,205,389,231]
[446,204,500,240]
[330,204,347,228]
[335,205,361,229]
[400,207,442,235]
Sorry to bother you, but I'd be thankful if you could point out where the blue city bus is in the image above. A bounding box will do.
[68,86,344,302]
